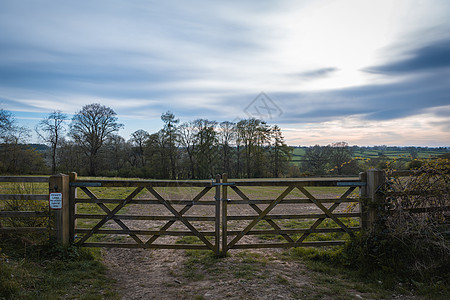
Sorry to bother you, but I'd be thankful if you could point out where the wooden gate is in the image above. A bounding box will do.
[220,175,363,253]
[70,174,221,255]
[69,173,364,255]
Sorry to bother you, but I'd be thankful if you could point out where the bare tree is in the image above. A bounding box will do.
[36,111,67,174]
[218,121,236,176]
[0,109,14,141]
[70,103,123,176]
[129,129,150,167]
[329,141,353,175]
[178,121,197,178]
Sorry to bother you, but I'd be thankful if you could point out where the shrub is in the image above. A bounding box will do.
[345,158,450,282]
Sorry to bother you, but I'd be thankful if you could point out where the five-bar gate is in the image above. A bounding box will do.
[69,173,365,255]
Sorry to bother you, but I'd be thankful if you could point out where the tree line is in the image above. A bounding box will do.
[2,105,446,178]
[0,104,292,179]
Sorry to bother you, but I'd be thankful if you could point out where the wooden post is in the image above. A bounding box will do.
[69,172,77,243]
[214,174,221,256]
[360,169,385,231]
[221,173,228,256]
[49,173,70,245]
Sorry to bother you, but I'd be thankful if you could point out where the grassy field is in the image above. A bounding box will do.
[290,146,449,166]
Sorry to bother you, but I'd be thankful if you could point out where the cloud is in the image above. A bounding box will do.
[294,68,339,79]
[364,39,450,74]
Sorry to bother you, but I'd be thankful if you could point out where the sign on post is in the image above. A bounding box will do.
[49,192,63,210]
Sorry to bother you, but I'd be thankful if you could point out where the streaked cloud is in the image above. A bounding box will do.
[0,0,449,146]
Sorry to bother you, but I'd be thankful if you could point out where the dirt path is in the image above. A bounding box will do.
[99,191,370,300]
[99,189,321,299]
[103,246,315,300]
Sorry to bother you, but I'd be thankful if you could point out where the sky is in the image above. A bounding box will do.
[0,0,449,147]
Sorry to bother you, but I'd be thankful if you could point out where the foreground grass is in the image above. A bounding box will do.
[0,241,118,300]
[283,246,449,300]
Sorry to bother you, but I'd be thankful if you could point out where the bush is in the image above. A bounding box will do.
[345,158,450,283]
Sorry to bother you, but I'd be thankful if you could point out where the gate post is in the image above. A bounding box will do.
[69,172,77,243]
[360,169,385,231]
[221,173,228,256]
[214,174,221,256]
[49,173,70,246]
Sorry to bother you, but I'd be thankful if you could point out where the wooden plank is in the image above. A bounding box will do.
[226,227,361,235]
[227,212,360,220]
[231,178,360,187]
[75,229,216,236]
[0,211,49,218]
[0,227,50,233]
[81,242,210,249]
[72,180,212,188]
[0,176,48,183]
[74,214,216,221]
[75,199,216,205]
[0,194,48,201]
[231,241,346,249]
[225,198,359,205]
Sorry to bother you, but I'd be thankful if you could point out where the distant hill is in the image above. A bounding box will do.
[27,144,50,152]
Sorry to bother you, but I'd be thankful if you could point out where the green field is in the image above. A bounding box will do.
[290,146,449,166]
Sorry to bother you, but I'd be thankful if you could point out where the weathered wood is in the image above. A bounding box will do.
[214,174,221,255]
[227,212,360,220]
[0,211,49,218]
[75,199,216,205]
[69,172,77,243]
[231,241,346,249]
[0,176,48,183]
[221,198,359,205]
[0,227,50,233]
[222,173,228,255]
[226,227,360,235]
[50,174,70,246]
[0,194,49,201]
[75,214,216,221]
[71,179,213,188]
[75,228,217,236]
[81,242,210,249]
[362,169,385,230]
[231,178,360,187]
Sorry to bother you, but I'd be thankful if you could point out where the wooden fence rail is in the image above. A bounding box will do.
[0,176,50,236]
